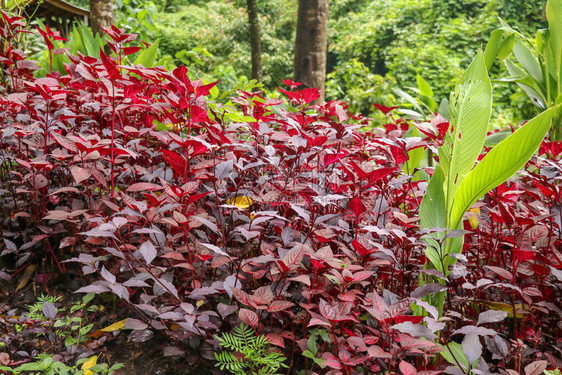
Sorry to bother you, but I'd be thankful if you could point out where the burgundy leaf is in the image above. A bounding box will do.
[349,196,367,217]
[239,308,259,327]
[477,310,508,326]
[524,361,547,375]
[399,361,418,375]
[485,266,513,280]
[268,301,295,313]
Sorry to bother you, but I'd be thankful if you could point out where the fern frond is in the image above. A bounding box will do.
[214,351,247,374]
[215,323,287,375]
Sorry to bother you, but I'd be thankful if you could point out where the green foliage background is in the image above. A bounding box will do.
[42,0,548,121]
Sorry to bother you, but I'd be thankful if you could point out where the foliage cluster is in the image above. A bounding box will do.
[0,292,124,374]
[0,12,561,375]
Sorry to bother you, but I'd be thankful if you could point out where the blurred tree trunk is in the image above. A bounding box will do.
[247,0,263,82]
[89,0,114,37]
[293,0,329,103]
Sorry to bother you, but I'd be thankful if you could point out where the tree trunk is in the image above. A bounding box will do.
[293,0,329,103]
[246,0,263,82]
[89,0,114,37]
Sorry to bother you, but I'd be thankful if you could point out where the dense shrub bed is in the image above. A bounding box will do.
[0,13,561,375]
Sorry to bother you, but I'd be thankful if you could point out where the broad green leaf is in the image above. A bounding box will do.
[513,39,543,82]
[441,342,469,370]
[446,51,492,216]
[498,32,516,60]
[536,28,548,54]
[135,40,159,68]
[419,165,446,231]
[404,146,424,175]
[416,74,433,98]
[438,98,449,119]
[546,0,562,93]
[403,128,424,174]
[423,246,444,273]
[484,29,505,68]
[450,107,556,230]
[505,59,547,108]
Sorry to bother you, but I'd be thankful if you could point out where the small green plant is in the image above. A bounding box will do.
[419,50,557,313]
[544,370,562,375]
[0,353,123,374]
[26,293,99,350]
[301,329,329,370]
[214,324,288,375]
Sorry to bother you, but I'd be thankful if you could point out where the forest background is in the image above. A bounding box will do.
[27,0,548,126]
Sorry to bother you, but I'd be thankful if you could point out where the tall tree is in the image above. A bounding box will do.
[293,0,329,103]
[246,0,263,82]
[89,0,114,37]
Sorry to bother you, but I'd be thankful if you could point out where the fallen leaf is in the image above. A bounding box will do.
[81,355,97,375]
[15,264,37,292]
[101,319,127,332]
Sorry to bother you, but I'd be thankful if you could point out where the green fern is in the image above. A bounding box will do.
[214,324,288,375]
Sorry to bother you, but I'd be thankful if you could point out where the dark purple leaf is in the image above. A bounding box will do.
[462,334,482,365]
[411,283,447,299]
[477,310,508,326]
[392,321,438,340]
[139,240,157,265]
[42,301,57,320]
[453,325,497,336]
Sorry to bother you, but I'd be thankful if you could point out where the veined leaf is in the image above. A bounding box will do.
[446,51,492,218]
[513,39,543,82]
[450,107,557,229]
[505,59,547,108]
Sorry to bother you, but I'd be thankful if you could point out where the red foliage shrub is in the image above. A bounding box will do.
[1,13,560,374]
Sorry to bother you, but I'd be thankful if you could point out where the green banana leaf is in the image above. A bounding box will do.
[450,106,557,230]
[546,0,562,94]
[445,51,492,217]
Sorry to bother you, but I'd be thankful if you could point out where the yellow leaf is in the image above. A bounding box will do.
[81,355,97,375]
[15,264,37,292]
[473,300,528,318]
[226,196,253,209]
[101,319,127,332]
[468,208,480,229]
